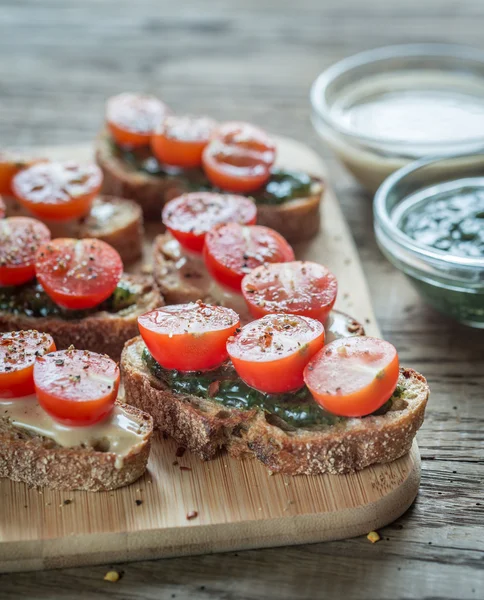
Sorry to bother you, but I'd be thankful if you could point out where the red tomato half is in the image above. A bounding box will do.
[0,330,56,399]
[34,348,119,426]
[204,223,295,292]
[138,302,240,371]
[106,93,170,148]
[227,314,325,394]
[0,217,51,286]
[162,192,257,253]
[304,336,400,417]
[202,122,276,193]
[152,115,217,168]
[12,161,102,221]
[242,261,338,322]
[35,238,123,310]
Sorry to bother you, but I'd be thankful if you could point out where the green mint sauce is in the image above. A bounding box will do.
[113,141,316,205]
[142,348,396,429]
[0,277,139,319]
[399,184,484,258]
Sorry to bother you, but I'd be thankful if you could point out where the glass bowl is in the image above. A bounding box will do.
[310,44,484,193]
[374,152,484,328]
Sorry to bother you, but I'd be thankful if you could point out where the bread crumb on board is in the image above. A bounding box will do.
[104,570,121,582]
[367,531,381,543]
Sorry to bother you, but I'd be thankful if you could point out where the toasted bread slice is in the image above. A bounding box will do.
[0,400,153,491]
[4,195,143,264]
[95,130,324,243]
[121,337,429,475]
[0,275,163,360]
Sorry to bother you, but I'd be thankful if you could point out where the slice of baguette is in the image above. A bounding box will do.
[0,401,153,491]
[95,130,324,243]
[4,195,143,264]
[0,275,163,360]
[121,337,429,475]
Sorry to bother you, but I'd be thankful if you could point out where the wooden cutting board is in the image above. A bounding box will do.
[0,137,421,573]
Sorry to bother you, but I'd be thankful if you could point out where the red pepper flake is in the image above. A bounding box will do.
[180,466,192,472]
[186,510,198,520]
[208,380,220,397]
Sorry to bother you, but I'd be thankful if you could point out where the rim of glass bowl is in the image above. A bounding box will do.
[310,43,484,154]
[374,151,484,272]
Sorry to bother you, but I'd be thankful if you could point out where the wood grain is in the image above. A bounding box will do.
[0,0,482,598]
[0,138,423,573]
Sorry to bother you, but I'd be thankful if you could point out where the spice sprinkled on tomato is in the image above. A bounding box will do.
[34,347,119,426]
[35,238,123,310]
[204,223,294,292]
[0,217,51,286]
[0,330,56,399]
[227,314,325,394]
[304,336,399,417]
[152,115,217,168]
[139,301,240,372]
[162,192,257,253]
[202,122,276,193]
[12,161,102,221]
[106,93,170,148]
[242,261,338,322]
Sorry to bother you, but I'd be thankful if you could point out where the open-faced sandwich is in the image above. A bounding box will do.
[95,93,324,242]
[122,302,429,475]
[0,218,161,359]
[0,330,153,490]
[152,190,361,338]
[0,155,143,263]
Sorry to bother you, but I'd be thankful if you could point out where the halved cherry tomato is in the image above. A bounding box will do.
[0,330,55,399]
[151,115,217,168]
[202,122,276,193]
[304,336,400,417]
[0,154,44,197]
[0,217,51,286]
[162,192,257,253]
[227,314,325,394]
[35,238,123,310]
[204,223,295,292]
[106,93,170,148]
[12,161,102,221]
[138,302,240,371]
[0,196,5,218]
[34,348,119,426]
[242,261,338,322]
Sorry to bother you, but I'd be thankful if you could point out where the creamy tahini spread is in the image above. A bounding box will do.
[0,396,146,469]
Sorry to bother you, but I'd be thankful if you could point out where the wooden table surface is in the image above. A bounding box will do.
[0,1,483,598]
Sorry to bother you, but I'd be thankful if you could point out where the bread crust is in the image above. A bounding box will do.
[0,402,153,491]
[95,130,324,242]
[121,337,429,475]
[0,275,163,360]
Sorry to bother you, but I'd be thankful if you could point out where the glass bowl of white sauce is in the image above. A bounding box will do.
[311,44,484,193]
